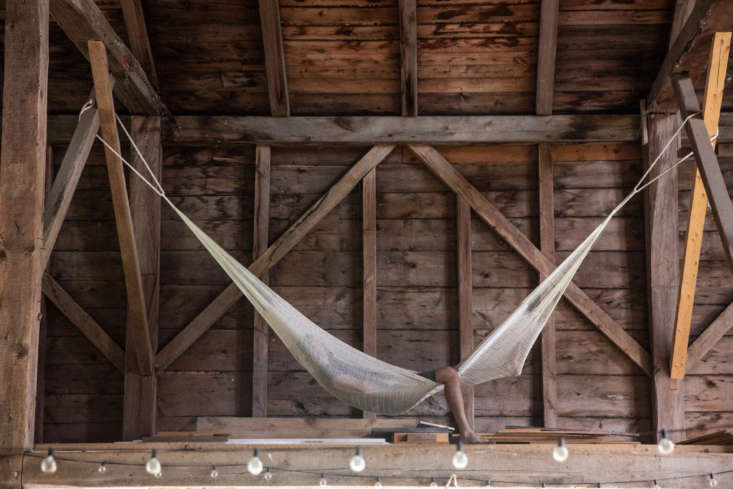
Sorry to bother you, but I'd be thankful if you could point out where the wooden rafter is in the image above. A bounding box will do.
[535,0,559,115]
[155,145,396,371]
[686,301,733,372]
[647,0,733,111]
[399,0,417,116]
[119,0,158,87]
[362,168,377,419]
[409,144,652,376]
[50,0,166,115]
[670,32,731,381]
[42,105,99,268]
[673,76,733,266]
[89,40,154,375]
[167,115,640,144]
[0,0,49,473]
[251,145,272,417]
[123,116,163,440]
[42,274,125,372]
[538,143,558,427]
[258,0,289,116]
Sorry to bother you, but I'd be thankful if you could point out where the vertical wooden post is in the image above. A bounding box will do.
[0,0,49,486]
[457,197,474,429]
[535,0,559,115]
[538,143,558,428]
[645,114,684,439]
[252,145,271,417]
[362,168,378,419]
[123,116,162,440]
[399,0,418,116]
[258,0,290,116]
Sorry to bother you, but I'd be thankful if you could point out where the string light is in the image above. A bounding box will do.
[349,447,366,473]
[430,476,438,487]
[247,448,264,476]
[210,465,218,479]
[320,473,328,487]
[374,476,383,489]
[451,441,468,469]
[40,448,57,474]
[264,467,273,481]
[98,462,106,474]
[657,429,675,455]
[552,437,569,463]
[145,449,161,477]
[709,473,719,488]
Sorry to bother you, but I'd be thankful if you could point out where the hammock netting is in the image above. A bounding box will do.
[104,110,694,416]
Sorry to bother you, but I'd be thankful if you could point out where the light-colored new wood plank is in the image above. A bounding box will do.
[252,145,271,417]
[409,144,652,376]
[155,145,396,371]
[89,40,154,375]
[538,143,558,428]
[0,2,49,484]
[259,0,289,116]
[670,32,731,381]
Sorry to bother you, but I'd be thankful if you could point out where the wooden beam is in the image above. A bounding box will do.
[538,143,558,428]
[258,0,289,116]
[41,274,125,373]
[49,0,166,115]
[670,32,731,381]
[673,75,733,265]
[155,145,396,371]
[251,145,271,418]
[89,40,154,375]
[119,0,158,88]
[399,0,417,116]
[166,115,641,145]
[645,113,684,438]
[409,144,652,376]
[362,168,377,420]
[41,106,99,269]
[198,417,418,438]
[686,300,733,371]
[21,443,733,488]
[535,0,559,115]
[0,2,48,486]
[123,116,162,440]
[647,0,733,111]
[456,197,474,429]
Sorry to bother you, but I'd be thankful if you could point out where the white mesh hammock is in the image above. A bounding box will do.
[103,112,698,415]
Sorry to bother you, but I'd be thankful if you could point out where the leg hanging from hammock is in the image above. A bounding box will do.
[436,366,483,443]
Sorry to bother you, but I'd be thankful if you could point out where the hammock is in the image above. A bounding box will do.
[102,112,697,415]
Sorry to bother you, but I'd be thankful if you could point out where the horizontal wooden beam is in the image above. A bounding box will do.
[42,274,125,372]
[410,144,652,376]
[647,0,733,111]
[155,145,396,371]
[22,443,733,488]
[197,417,418,438]
[165,115,641,145]
[50,0,167,115]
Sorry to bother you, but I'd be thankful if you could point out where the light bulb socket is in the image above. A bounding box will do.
[253,448,260,457]
[47,448,54,457]
[557,437,565,447]
[709,473,715,479]
[266,467,271,474]
[212,465,217,471]
[321,473,326,480]
[660,429,668,439]
[151,449,157,459]
[456,441,464,451]
[431,477,436,483]
[355,447,362,455]
[376,477,381,483]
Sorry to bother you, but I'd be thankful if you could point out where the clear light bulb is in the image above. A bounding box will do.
[452,442,468,469]
[98,462,106,474]
[40,448,57,474]
[247,449,264,476]
[155,471,163,479]
[349,447,366,473]
[145,450,161,476]
[210,466,218,479]
[652,480,660,489]
[552,437,569,463]
[657,429,675,455]
[320,473,328,487]
[264,467,273,481]
[430,477,438,488]
[375,477,383,489]
[709,473,719,488]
